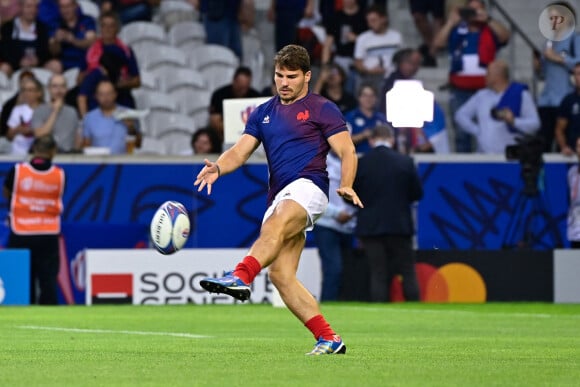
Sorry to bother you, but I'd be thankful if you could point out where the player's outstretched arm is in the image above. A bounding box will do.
[328,131,364,208]
[194,134,260,195]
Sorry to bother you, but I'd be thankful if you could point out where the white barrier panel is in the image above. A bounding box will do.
[85,248,321,305]
[554,249,580,303]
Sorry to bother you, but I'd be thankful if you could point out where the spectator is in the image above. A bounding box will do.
[409,0,444,67]
[99,0,157,25]
[3,134,65,305]
[378,48,450,154]
[567,136,580,248]
[32,74,80,152]
[535,3,579,153]
[267,0,314,51]
[555,63,580,156]
[0,0,51,77]
[7,77,44,155]
[208,66,260,143]
[394,101,450,155]
[77,51,122,117]
[313,149,356,301]
[433,0,510,152]
[353,124,423,302]
[344,83,387,154]
[48,0,97,71]
[182,127,222,155]
[353,4,403,95]
[454,60,540,154]
[320,0,367,93]
[80,11,140,115]
[0,0,21,24]
[0,69,36,138]
[379,47,423,116]
[82,80,141,154]
[312,62,357,114]
[192,0,244,60]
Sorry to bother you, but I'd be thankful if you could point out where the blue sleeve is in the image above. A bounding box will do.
[558,95,572,119]
[82,15,96,32]
[320,101,347,138]
[448,28,460,54]
[564,33,580,71]
[79,71,100,96]
[243,106,263,142]
[127,48,140,76]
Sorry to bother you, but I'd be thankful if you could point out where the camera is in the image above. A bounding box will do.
[490,107,506,120]
[505,135,545,196]
[459,7,477,20]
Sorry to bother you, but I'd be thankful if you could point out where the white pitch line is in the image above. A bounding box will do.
[337,306,580,319]
[17,325,211,339]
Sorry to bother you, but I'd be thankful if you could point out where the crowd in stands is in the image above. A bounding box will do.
[0,0,578,158]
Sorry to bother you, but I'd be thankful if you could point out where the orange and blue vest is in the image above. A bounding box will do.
[10,162,65,235]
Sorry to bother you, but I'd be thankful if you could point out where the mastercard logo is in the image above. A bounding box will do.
[391,262,487,303]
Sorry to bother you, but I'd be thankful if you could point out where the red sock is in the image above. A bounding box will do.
[304,314,337,341]
[233,255,262,284]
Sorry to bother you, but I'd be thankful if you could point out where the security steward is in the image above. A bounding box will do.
[3,135,65,305]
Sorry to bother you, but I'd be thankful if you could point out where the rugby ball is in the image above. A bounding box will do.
[150,201,190,255]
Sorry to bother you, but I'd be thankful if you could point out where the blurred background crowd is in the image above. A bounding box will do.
[0,0,577,158]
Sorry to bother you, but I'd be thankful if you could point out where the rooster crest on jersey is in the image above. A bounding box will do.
[150,201,190,255]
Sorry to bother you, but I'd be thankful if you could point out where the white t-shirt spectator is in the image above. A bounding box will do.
[7,104,35,155]
[354,28,403,78]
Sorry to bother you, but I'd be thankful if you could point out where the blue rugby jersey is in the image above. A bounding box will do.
[244,93,347,205]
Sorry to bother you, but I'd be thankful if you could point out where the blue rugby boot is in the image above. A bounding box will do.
[306,335,347,355]
[200,271,251,301]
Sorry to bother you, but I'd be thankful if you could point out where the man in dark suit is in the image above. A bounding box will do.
[353,124,423,302]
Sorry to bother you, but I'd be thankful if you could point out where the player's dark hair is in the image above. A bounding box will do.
[274,44,311,73]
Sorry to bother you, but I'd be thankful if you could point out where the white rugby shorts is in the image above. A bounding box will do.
[262,178,328,231]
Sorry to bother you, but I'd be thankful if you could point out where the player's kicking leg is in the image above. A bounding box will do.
[268,233,346,355]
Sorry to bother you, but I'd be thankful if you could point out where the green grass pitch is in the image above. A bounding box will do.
[1,303,579,386]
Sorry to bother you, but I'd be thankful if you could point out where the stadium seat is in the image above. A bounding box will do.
[146,111,195,138]
[169,88,211,128]
[188,44,239,71]
[159,0,199,30]
[158,130,193,155]
[0,89,14,106]
[199,64,237,92]
[78,0,100,20]
[242,30,265,91]
[158,68,206,93]
[138,45,188,72]
[136,136,167,155]
[0,71,11,91]
[132,89,179,113]
[12,67,53,89]
[168,21,206,50]
[119,21,166,47]
[138,70,159,91]
[63,67,80,89]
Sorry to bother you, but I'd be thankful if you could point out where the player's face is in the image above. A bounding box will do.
[274,66,311,105]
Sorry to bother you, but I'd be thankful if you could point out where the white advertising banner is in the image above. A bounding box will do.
[85,248,321,305]
[223,97,270,144]
[554,249,580,303]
